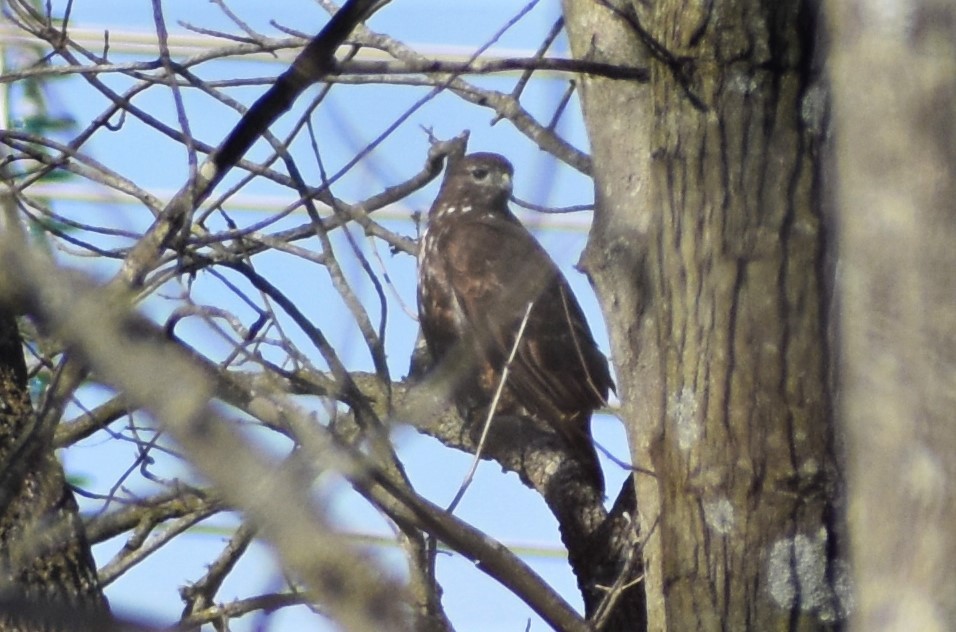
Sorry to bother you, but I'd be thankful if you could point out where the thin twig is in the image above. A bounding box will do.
[447,301,534,513]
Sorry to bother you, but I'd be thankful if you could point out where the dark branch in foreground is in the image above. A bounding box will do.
[334,57,650,82]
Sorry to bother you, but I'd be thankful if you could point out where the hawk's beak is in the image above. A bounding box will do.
[499,172,513,194]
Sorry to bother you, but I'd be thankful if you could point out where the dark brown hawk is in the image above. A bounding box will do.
[417,152,613,493]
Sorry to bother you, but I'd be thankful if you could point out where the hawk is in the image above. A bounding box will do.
[417,152,613,493]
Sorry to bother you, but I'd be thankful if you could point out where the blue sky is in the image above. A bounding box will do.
[6,1,629,629]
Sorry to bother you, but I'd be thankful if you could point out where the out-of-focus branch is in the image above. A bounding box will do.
[0,170,108,628]
[0,241,409,631]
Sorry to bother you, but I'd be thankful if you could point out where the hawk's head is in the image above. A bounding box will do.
[433,153,514,217]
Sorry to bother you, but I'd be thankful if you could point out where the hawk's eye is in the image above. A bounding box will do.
[471,168,489,181]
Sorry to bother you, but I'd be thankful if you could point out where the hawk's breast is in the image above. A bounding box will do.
[418,218,468,353]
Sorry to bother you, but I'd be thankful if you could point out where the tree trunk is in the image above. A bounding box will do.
[0,309,108,630]
[827,2,956,629]
[565,1,847,629]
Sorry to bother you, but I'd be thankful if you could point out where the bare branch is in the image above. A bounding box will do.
[335,56,648,82]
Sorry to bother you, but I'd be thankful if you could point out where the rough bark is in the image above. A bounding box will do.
[400,362,645,628]
[827,3,956,630]
[565,1,847,629]
[561,2,658,630]
[0,310,108,631]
